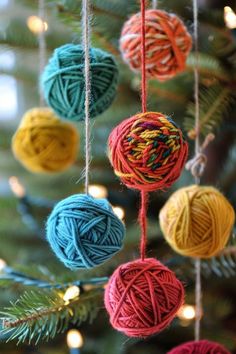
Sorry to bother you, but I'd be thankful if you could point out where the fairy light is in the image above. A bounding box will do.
[9,176,25,198]
[63,286,80,304]
[224,6,236,29]
[27,15,48,34]
[67,329,83,354]
[0,259,6,272]
[88,184,108,199]
[112,206,125,220]
[178,304,196,320]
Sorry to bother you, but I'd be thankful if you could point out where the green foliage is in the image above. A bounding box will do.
[184,84,234,137]
[0,289,102,344]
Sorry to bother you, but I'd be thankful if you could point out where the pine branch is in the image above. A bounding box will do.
[0,289,102,344]
[184,85,234,138]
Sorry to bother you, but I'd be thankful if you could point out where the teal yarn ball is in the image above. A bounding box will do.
[46,194,125,269]
[41,44,119,121]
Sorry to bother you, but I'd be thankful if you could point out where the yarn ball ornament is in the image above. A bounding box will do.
[167,340,231,354]
[12,107,78,173]
[41,44,119,121]
[120,9,192,81]
[104,258,184,337]
[159,185,235,259]
[46,194,125,270]
[108,112,188,191]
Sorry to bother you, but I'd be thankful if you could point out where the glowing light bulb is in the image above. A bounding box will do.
[0,259,6,271]
[67,329,83,349]
[27,15,48,34]
[224,6,236,29]
[63,286,80,303]
[9,176,25,198]
[177,304,196,320]
[88,185,108,199]
[112,206,125,220]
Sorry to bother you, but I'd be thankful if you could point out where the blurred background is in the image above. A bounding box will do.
[0,0,236,353]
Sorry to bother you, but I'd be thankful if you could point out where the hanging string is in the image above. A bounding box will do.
[192,0,202,342]
[82,0,91,195]
[38,0,46,107]
[152,0,158,9]
[139,0,148,261]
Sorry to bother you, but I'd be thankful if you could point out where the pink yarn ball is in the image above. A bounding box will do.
[104,258,184,337]
[168,340,231,354]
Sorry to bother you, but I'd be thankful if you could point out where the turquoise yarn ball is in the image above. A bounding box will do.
[41,44,119,121]
[46,194,125,269]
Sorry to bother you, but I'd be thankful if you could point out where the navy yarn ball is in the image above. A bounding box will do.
[46,194,125,269]
[41,44,119,121]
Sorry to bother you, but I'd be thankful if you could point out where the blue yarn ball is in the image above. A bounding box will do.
[41,44,119,121]
[46,194,125,269]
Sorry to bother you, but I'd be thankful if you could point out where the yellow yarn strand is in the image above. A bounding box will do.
[159,185,235,259]
[12,108,79,174]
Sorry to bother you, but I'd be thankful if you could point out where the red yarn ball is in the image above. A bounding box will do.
[108,112,188,191]
[120,9,192,81]
[104,258,184,337]
[167,340,231,354]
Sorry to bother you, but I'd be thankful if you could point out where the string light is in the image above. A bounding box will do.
[112,206,125,220]
[63,286,80,304]
[27,15,48,34]
[224,6,236,29]
[88,184,108,199]
[67,329,83,353]
[0,259,6,272]
[178,304,196,320]
[9,176,25,198]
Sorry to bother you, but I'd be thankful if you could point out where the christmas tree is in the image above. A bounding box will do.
[0,0,236,353]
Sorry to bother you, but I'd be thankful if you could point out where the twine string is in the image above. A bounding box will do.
[38,0,46,107]
[82,0,91,195]
[193,0,202,342]
[152,0,158,9]
[140,0,148,260]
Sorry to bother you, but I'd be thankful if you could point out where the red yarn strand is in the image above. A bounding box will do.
[139,190,148,260]
[140,0,148,260]
[141,0,147,113]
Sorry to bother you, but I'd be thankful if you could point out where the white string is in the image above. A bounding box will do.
[152,0,158,9]
[82,0,91,194]
[38,0,46,107]
[193,0,202,342]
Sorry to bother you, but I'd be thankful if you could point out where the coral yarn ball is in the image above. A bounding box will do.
[41,44,119,121]
[12,107,78,173]
[160,185,235,258]
[104,258,184,337]
[46,194,125,270]
[120,9,192,81]
[108,112,188,191]
[167,340,230,354]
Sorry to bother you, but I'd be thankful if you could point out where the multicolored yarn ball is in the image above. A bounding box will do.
[46,194,125,270]
[120,9,192,81]
[159,185,235,259]
[108,112,188,191]
[41,44,119,121]
[167,340,231,354]
[12,107,78,173]
[104,258,184,337]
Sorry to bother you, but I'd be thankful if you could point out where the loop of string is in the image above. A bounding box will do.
[185,133,215,178]
[140,0,148,261]
[82,0,91,195]
[38,0,46,107]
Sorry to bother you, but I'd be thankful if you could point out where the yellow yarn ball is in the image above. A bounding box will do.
[159,185,235,259]
[12,107,79,173]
